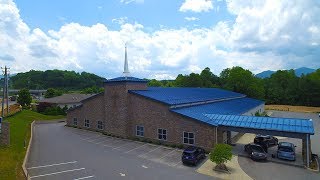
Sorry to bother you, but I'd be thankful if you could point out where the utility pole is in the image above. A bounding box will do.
[6,70,9,116]
[1,66,9,117]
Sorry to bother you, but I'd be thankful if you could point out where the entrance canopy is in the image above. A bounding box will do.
[173,108,314,138]
[205,114,314,138]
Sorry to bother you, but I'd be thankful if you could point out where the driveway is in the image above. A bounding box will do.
[236,111,320,180]
[27,122,211,180]
[268,110,320,156]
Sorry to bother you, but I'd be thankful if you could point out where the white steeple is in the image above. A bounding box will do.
[123,43,130,77]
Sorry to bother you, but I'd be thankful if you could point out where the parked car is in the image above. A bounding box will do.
[244,143,268,161]
[254,134,278,148]
[277,142,296,161]
[182,146,206,166]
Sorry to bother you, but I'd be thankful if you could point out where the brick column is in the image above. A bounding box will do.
[217,129,224,144]
[226,131,232,144]
[0,122,10,146]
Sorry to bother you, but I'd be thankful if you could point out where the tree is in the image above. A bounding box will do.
[210,143,232,171]
[264,70,299,105]
[17,88,32,106]
[220,66,264,99]
[200,67,220,87]
[10,69,105,91]
[148,79,163,87]
[45,88,63,98]
[81,86,104,94]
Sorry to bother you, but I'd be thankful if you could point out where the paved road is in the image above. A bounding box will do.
[28,122,212,180]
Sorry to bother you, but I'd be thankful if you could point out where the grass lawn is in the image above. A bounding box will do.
[0,110,65,180]
[265,105,320,113]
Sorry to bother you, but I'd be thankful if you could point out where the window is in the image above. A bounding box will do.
[136,125,144,137]
[97,121,103,130]
[183,132,195,145]
[84,119,90,128]
[73,117,77,126]
[158,128,167,140]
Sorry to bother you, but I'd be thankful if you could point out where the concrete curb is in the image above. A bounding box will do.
[22,121,34,180]
[34,119,66,124]
[237,153,305,169]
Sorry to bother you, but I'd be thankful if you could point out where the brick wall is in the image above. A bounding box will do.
[128,93,217,151]
[0,122,10,146]
[104,82,147,137]
[67,93,105,131]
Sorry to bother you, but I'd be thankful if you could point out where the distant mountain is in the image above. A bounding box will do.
[256,67,316,78]
[294,67,316,77]
[255,70,275,78]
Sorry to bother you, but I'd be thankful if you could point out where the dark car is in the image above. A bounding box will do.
[277,142,296,161]
[254,134,278,149]
[244,143,267,161]
[182,146,206,166]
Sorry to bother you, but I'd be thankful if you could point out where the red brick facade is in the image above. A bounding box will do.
[67,81,221,150]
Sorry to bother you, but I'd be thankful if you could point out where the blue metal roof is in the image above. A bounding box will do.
[171,97,314,134]
[204,114,314,134]
[172,97,263,115]
[129,87,245,105]
[105,76,148,83]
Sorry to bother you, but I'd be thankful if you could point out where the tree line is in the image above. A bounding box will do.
[10,69,105,91]
[148,67,320,107]
[9,67,320,106]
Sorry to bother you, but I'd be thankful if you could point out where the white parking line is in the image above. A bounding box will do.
[30,168,85,179]
[158,149,177,160]
[94,137,113,145]
[125,143,148,153]
[74,175,95,180]
[103,143,114,147]
[28,161,77,169]
[81,135,101,141]
[138,146,162,157]
[113,141,134,150]
[88,136,106,142]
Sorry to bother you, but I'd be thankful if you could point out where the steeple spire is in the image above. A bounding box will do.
[123,43,130,77]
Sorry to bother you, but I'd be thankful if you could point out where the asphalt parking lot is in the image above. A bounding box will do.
[27,122,211,180]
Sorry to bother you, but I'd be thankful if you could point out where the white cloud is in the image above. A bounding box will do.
[227,0,320,55]
[120,0,144,5]
[112,17,128,25]
[179,0,213,13]
[184,17,199,21]
[0,0,319,80]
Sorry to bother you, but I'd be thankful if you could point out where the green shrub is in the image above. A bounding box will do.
[210,143,232,165]
[170,144,177,148]
[177,144,184,149]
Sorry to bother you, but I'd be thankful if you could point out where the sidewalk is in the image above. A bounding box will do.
[196,155,252,180]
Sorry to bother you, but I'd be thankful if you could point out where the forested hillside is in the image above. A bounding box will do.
[148,67,320,107]
[10,70,105,90]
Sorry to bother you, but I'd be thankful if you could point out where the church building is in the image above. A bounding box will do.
[66,46,314,167]
[66,46,265,149]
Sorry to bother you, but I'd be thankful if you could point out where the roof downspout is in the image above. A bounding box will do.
[215,126,218,145]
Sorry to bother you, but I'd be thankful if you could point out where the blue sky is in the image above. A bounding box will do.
[15,0,234,32]
[0,0,319,79]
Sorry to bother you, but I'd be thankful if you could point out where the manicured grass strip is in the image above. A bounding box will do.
[0,110,65,180]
